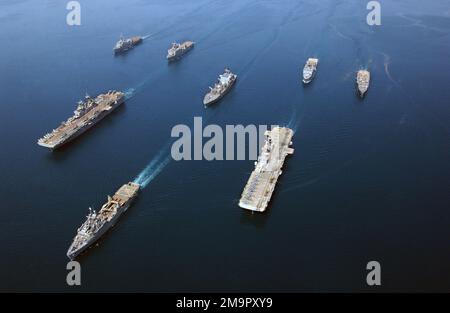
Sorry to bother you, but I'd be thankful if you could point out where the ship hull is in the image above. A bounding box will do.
[356,84,369,98]
[358,89,368,98]
[167,45,194,61]
[203,78,236,107]
[302,59,319,84]
[67,200,133,260]
[302,71,315,84]
[114,48,128,54]
[356,71,370,98]
[38,97,125,150]
[114,37,142,54]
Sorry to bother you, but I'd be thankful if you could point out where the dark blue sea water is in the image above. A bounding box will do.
[0,0,449,292]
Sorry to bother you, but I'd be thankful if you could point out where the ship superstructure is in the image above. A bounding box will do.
[67,182,140,259]
[167,41,195,61]
[302,58,319,84]
[356,70,370,97]
[203,68,237,106]
[113,36,142,54]
[37,91,125,149]
[239,127,294,212]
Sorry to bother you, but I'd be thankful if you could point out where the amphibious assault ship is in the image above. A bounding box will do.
[113,36,142,54]
[302,58,319,84]
[239,127,294,212]
[356,70,370,97]
[37,91,125,149]
[203,68,237,107]
[167,41,194,61]
[67,182,140,259]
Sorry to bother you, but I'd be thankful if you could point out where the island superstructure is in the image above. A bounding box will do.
[203,68,237,106]
[239,127,294,212]
[37,91,125,149]
[356,70,370,97]
[167,41,195,61]
[113,35,142,54]
[67,182,140,259]
[302,58,319,84]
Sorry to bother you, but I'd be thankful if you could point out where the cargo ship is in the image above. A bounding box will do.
[203,68,237,107]
[67,182,140,259]
[239,127,294,212]
[37,91,125,149]
[302,58,319,84]
[167,41,194,61]
[356,70,370,97]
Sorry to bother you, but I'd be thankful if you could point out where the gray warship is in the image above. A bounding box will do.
[113,36,142,54]
[356,70,370,97]
[302,58,319,84]
[37,91,125,149]
[167,41,195,61]
[67,182,140,260]
[203,68,237,107]
[239,127,294,212]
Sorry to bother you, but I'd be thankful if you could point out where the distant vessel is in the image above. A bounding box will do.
[356,70,370,97]
[302,58,319,84]
[167,41,195,61]
[113,36,142,54]
[203,68,237,107]
[239,127,294,212]
[37,91,125,149]
[67,182,140,260]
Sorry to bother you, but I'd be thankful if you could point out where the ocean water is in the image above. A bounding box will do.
[0,0,449,292]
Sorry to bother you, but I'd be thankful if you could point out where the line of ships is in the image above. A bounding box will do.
[37,35,372,259]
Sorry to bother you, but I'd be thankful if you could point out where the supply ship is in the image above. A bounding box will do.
[203,68,237,107]
[67,182,140,260]
[302,58,319,84]
[356,70,370,97]
[239,127,294,212]
[37,91,125,149]
[113,36,143,54]
[167,41,194,61]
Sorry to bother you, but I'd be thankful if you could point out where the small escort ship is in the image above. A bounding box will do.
[67,182,140,260]
[37,91,125,149]
[356,70,370,97]
[203,68,237,107]
[113,35,142,54]
[167,41,195,61]
[302,58,319,84]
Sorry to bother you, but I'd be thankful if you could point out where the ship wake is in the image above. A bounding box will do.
[380,52,399,86]
[133,144,172,189]
[123,68,166,100]
[141,34,153,40]
[286,105,299,133]
[284,89,304,134]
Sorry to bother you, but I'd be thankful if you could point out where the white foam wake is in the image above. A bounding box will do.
[133,145,172,189]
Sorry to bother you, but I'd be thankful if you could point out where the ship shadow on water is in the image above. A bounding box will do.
[113,48,141,59]
[45,104,128,163]
[239,207,272,229]
[302,75,319,89]
[167,55,187,66]
[355,88,368,102]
